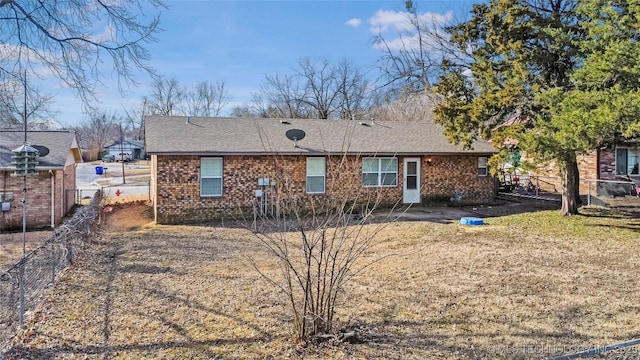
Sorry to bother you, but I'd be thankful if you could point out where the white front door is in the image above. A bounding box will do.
[403,158,421,204]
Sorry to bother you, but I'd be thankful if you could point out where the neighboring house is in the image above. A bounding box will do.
[497,112,639,195]
[520,143,639,196]
[104,140,145,160]
[0,130,82,230]
[145,116,496,224]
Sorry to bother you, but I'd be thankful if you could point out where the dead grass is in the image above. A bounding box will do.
[4,203,640,359]
[0,231,52,270]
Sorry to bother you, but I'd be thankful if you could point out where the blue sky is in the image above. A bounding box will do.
[48,0,475,126]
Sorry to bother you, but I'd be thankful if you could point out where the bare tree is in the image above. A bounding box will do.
[0,80,57,130]
[374,1,464,96]
[296,57,340,119]
[229,103,259,118]
[0,0,165,109]
[253,74,313,118]
[76,110,120,155]
[145,78,233,118]
[370,91,438,122]
[244,153,404,343]
[124,98,149,141]
[184,81,231,117]
[254,57,374,120]
[147,77,184,116]
[335,59,372,120]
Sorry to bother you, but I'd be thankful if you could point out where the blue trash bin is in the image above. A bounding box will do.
[95,166,104,175]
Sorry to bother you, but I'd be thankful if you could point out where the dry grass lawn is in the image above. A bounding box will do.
[0,231,52,270]
[4,202,640,359]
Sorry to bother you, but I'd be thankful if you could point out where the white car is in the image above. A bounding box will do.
[117,153,132,162]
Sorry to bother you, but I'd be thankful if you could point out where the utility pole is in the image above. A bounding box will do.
[10,69,38,328]
[120,122,126,184]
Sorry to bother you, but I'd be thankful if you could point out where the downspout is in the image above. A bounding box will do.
[49,170,55,228]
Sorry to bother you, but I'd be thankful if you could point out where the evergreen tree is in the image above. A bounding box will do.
[434,0,640,215]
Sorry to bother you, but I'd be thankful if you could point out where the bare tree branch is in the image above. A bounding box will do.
[0,0,166,110]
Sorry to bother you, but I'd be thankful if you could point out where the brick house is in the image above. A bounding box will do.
[145,117,497,224]
[0,131,82,230]
[526,144,639,196]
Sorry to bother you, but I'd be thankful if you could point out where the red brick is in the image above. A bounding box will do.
[151,154,495,224]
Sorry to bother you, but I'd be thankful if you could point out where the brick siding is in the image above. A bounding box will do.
[598,148,617,181]
[528,147,640,195]
[152,154,495,224]
[529,151,599,195]
[0,166,76,230]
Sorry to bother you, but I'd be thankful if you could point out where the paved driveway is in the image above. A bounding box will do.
[76,161,150,200]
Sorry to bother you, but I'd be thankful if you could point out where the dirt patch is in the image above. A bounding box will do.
[103,202,154,232]
[104,194,151,206]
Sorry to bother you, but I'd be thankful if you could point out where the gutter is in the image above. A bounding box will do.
[0,166,65,171]
[146,151,498,157]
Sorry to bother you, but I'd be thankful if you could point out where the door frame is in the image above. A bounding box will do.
[403,157,421,204]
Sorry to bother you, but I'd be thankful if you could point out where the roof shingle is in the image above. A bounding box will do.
[0,130,80,169]
[145,116,495,155]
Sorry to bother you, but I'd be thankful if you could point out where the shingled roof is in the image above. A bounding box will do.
[145,116,496,156]
[0,130,81,169]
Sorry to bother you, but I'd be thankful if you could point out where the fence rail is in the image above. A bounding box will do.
[0,191,102,354]
[497,176,640,208]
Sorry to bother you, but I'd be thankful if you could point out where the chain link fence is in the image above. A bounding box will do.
[0,191,102,353]
[497,174,640,209]
[584,178,640,208]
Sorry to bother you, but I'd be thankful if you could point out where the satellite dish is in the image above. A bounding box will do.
[285,129,306,147]
[32,145,50,157]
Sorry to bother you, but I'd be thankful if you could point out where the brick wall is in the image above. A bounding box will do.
[598,148,617,181]
[152,154,495,224]
[1,171,49,229]
[529,151,599,195]
[422,155,495,203]
[62,164,76,219]
[0,170,69,230]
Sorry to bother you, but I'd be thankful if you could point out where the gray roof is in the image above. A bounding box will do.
[0,130,80,169]
[104,140,144,149]
[145,116,496,156]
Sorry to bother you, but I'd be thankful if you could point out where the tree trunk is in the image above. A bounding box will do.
[574,160,583,205]
[561,156,579,215]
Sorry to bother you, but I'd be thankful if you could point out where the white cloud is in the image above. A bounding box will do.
[368,9,454,34]
[345,18,362,28]
[367,10,408,33]
[369,10,454,52]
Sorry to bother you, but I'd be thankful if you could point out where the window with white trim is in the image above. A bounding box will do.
[616,147,639,175]
[201,157,223,196]
[478,156,488,176]
[306,157,325,193]
[362,157,398,187]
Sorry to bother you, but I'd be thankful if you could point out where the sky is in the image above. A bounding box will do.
[45,0,476,126]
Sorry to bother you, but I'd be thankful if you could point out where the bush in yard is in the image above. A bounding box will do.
[245,154,405,343]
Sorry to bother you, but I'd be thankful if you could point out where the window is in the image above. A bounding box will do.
[406,161,418,190]
[306,157,325,193]
[478,156,488,177]
[201,158,223,196]
[616,148,639,175]
[362,158,398,187]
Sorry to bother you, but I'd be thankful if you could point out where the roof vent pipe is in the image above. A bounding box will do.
[371,117,375,125]
[186,116,190,125]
